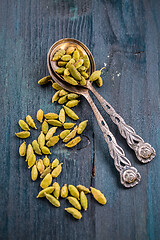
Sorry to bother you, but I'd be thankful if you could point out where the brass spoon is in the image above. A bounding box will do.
[47,39,141,188]
[48,38,156,164]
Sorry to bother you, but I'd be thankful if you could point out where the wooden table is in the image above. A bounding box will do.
[0,1,160,239]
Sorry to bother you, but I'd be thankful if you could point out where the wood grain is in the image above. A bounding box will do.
[0,0,160,240]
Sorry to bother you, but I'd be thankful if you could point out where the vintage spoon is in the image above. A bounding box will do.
[47,41,141,188]
[48,38,156,164]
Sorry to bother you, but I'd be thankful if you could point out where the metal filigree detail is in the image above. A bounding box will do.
[135,142,156,163]
[89,84,156,164]
[85,92,141,188]
[120,166,141,188]
[117,120,156,163]
[107,139,141,187]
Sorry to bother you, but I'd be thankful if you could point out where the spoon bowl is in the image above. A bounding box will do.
[48,38,95,94]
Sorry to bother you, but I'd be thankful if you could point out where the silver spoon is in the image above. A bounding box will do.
[48,38,156,164]
[47,39,141,188]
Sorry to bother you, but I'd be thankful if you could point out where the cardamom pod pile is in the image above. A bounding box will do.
[36,182,107,220]
[52,46,105,87]
[15,58,107,219]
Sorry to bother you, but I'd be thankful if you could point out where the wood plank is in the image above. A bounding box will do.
[93,1,160,240]
[0,1,94,239]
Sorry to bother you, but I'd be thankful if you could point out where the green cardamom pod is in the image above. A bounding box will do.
[66,46,75,55]
[42,120,49,134]
[73,49,80,62]
[51,158,59,168]
[41,146,51,155]
[26,144,34,161]
[90,187,107,205]
[68,185,79,199]
[52,163,63,178]
[89,67,105,82]
[67,63,81,81]
[81,71,89,79]
[19,120,30,131]
[96,76,103,87]
[52,83,63,90]
[31,165,38,181]
[66,100,80,108]
[55,67,65,75]
[61,54,71,61]
[44,113,59,120]
[58,95,68,104]
[64,68,70,76]
[76,185,90,194]
[19,142,27,156]
[77,120,88,134]
[63,106,79,120]
[74,59,84,69]
[26,115,37,129]
[52,182,60,199]
[40,173,52,189]
[59,108,65,123]
[43,156,50,167]
[77,66,86,72]
[52,91,60,102]
[65,136,81,148]
[80,191,88,211]
[28,153,36,168]
[38,75,52,85]
[66,58,75,68]
[32,140,42,155]
[38,131,45,149]
[36,109,44,122]
[15,131,30,138]
[67,197,81,210]
[36,159,44,174]
[37,186,55,198]
[59,89,69,97]
[46,135,60,147]
[52,49,65,61]
[83,54,90,70]
[65,207,82,220]
[45,127,57,141]
[63,122,76,129]
[46,120,63,127]
[60,130,71,139]
[63,75,78,86]
[61,184,68,198]
[79,76,86,86]
[58,61,67,67]
[40,166,52,178]
[67,93,80,100]
[63,126,77,143]
[45,193,60,207]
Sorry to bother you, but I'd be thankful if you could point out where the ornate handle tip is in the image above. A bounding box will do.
[120,167,141,188]
[135,143,156,164]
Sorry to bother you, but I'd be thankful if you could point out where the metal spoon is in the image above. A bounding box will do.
[48,38,156,164]
[47,39,141,188]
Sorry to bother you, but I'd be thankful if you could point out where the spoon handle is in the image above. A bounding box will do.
[84,92,141,188]
[88,84,156,163]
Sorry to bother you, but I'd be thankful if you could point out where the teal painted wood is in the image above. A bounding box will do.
[0,0,160,240]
